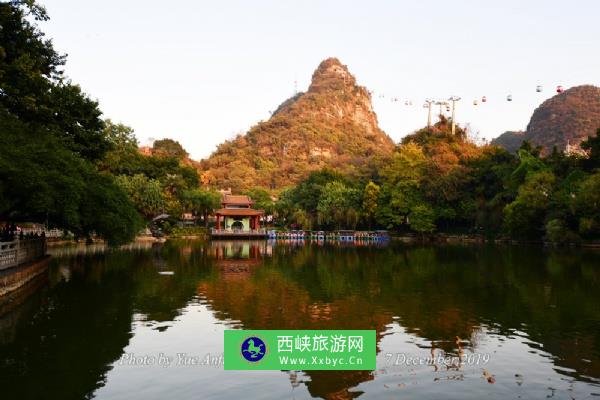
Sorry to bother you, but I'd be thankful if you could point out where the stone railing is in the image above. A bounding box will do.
[20,227,64,238]
[0,238,47,271]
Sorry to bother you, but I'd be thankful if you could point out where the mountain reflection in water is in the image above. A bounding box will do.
[1,240,599,399]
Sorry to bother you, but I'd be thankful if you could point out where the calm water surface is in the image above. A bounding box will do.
[1,240,600,399]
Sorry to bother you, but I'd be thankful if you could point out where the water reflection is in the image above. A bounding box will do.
[210,241,270,279]
[0,241,599,399]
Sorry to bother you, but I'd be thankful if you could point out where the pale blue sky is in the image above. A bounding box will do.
[41,0,600,159]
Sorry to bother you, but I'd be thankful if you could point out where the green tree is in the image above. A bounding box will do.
[291,209,311,229]
[98,120,143,175]
[572,172,600,237]
[545,219,578,243]
[409,204,436,237]
[181,189,221,227]
[503,171,556,239]
[317,181,360,229]
[288,169,347,216]
[274,188,295,226]
[103,119,138,150]
[78,172,143,245]
[244,187,274,215]
[362,181,380,229]
[460,146,517,235]
[510,147,548,190]
[0,1,110,161]
[377,143,427,228]
[115,174,165,219]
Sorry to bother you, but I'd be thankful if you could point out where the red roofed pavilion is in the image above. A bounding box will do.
[211,195,266,238]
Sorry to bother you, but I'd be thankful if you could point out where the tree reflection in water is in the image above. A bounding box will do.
[197,242,600,398]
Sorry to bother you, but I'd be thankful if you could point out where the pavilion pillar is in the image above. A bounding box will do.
[216,215,221,230]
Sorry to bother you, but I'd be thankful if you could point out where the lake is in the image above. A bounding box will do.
[1,240,599,399]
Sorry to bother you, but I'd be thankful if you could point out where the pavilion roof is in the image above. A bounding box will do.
[222,195,254,206]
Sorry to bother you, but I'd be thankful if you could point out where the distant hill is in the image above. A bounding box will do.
[198,58,395,190]
[491,131,526,153]
[492,85,600,153]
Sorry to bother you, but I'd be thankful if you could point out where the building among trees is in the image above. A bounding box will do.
[212,195,265,238]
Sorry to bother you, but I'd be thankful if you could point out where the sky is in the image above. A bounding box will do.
[40,0,600,159]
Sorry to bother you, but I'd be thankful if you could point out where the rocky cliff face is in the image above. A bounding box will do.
[492,85,600,153]
[491,131,526,154]
[199,58,394,190]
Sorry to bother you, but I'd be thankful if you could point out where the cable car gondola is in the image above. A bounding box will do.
[507,94,513,102]
[556,85,564,93]
[482,96,487,103]
[536,85,543,93]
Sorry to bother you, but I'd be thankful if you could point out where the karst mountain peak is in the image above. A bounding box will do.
[199,57,394,191]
